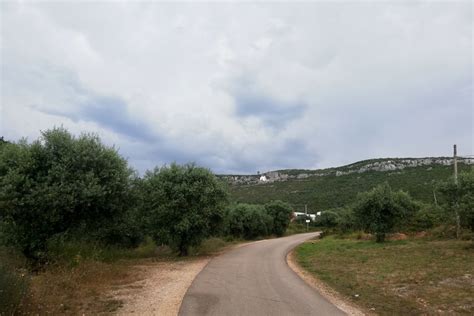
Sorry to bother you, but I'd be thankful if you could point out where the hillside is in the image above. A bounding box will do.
[224,157,474,212]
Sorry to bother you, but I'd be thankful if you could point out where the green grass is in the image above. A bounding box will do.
[295,237,474,315]
[46,237,172,266]
[229,163,472,211]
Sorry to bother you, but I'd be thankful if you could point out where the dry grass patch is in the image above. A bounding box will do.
[23,260,139,314]
[296,237,474,315]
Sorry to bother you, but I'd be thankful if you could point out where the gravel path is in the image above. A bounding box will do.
[111,258,210,315]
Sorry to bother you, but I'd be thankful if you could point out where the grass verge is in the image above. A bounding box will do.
[295,236,474,315]
[12,236,239,314]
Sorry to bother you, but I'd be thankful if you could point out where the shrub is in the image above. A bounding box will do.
[264,200,293,236]
[335,208,356,233]
[315,211,339,228]
[353,183,418,242]
[225,204,273,239]
[193,237,228,255]
[438,171,474,233]
[408,204,445,231]
[0,128,136,259]
[141,163,228,256]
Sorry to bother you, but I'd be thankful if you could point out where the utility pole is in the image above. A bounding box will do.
[454,144,460,239]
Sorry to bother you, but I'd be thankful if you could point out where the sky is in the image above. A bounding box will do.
[1,1,472,174]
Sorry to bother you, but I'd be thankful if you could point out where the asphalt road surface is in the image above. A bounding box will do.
[179,232,345,316]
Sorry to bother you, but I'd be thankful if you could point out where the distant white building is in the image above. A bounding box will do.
[293,212,317,222]
[259,175,267,182]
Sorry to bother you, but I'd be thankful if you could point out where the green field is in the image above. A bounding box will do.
[295,237,474,315]
[228,162,472,212]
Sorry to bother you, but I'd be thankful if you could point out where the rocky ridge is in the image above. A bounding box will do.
[221,157,474,185]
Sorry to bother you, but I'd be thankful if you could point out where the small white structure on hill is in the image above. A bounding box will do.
[259,175,268,182]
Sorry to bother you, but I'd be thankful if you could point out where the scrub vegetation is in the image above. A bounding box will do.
[290,166,474,314]
[1,127,472,314]
[0,128,293,314]
[229,162,472,211]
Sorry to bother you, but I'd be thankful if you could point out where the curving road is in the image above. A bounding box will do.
[179,232,345,315]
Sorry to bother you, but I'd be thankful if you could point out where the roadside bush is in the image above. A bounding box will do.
[438,171,474,231]
[141,163,228,256]
[315,211,339,228]
[264,200,293,236]
[192,237,228,255]
[0,128,136,260]
[335,208,356,233]
[225,204,273,239]
[353,183,419,242]
[286,222,313,235]
[408,204,445,231]
[46,236,159,265]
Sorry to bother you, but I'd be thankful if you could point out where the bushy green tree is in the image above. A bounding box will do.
[408,203,445,231]
[334,208,356,233]
[264,200,292,236]
[353,183,418,242]
[315,211,339,228]
[0,128,135,259]
[225,204,273,239]
[141,163,228,256]
[438,171,474,233]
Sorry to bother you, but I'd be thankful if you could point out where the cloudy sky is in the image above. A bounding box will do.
[1,1,472,174]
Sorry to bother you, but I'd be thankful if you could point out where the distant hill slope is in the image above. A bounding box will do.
[222,157,474,212]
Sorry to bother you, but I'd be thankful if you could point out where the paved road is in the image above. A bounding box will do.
[179,232,345,316]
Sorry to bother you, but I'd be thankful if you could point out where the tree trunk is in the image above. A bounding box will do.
[179,245,188,256]
[455,207,461,240]
[376,233,385,243]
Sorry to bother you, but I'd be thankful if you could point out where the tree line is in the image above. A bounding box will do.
[0,128,293,261]
[297,173,474,242]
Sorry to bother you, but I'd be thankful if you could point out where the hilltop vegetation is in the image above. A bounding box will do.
[228,162,472,211]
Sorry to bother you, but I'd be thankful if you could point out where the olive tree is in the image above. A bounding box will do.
[141,163,228,256]
[225,203,273,239]
[353,183,418,242]
[0,128,135,259]
[264,200,293,236]
[438,171,474,235]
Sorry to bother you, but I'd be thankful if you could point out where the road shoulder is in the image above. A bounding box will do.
[110,258,210,315]
[287,245,367,316]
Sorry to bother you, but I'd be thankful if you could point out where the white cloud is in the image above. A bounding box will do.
[1,1,472,174]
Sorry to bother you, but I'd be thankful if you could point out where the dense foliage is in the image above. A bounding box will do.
[224,204,273,239]
[264,200,293,236]
[0,128,136,259]
[229,163,472,211]
[0,127,471,264]
[438,171,474,233]
[353,183,419,242]
[141,163,228,256]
